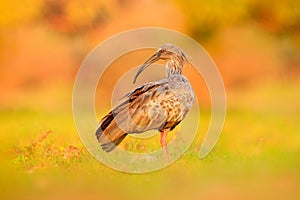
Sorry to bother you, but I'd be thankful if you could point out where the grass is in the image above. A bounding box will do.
[1,80,300,200]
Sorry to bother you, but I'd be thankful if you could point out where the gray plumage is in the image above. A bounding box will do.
[96,44,194,152]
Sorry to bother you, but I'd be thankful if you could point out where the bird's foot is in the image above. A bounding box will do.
[162,146,170,163]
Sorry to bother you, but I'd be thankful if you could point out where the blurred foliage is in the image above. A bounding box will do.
[176,0,300,41]
[176,0,249,40]
[249,0,300,35]
[42,0,113,34]
[0,0,122,34]
[0,0,42,28]
[0,0,299,105]
[1,0,299,38]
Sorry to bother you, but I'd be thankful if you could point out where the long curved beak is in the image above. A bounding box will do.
[133,52,161,84]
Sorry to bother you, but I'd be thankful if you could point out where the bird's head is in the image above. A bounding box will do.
[133,44,189,83]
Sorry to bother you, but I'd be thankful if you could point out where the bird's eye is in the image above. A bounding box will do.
[159,49,166,53]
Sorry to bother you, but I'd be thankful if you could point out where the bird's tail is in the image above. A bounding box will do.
[96,111,128,152]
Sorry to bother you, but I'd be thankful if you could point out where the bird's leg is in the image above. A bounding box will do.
[160,129,170,162]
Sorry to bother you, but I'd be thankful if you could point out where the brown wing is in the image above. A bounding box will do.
[95,82,168,152]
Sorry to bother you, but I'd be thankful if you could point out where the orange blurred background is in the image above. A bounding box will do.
[1,0,299,110]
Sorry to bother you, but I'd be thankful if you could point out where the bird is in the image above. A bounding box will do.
[95,44,194,160]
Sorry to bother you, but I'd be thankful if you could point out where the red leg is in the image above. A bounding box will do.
[160,129,170,162]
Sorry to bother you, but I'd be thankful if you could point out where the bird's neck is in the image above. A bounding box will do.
[166,59,183,78]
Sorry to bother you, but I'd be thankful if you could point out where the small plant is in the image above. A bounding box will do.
[14,130,85,173]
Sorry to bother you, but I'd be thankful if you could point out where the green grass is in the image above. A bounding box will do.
[1,80,300,200]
